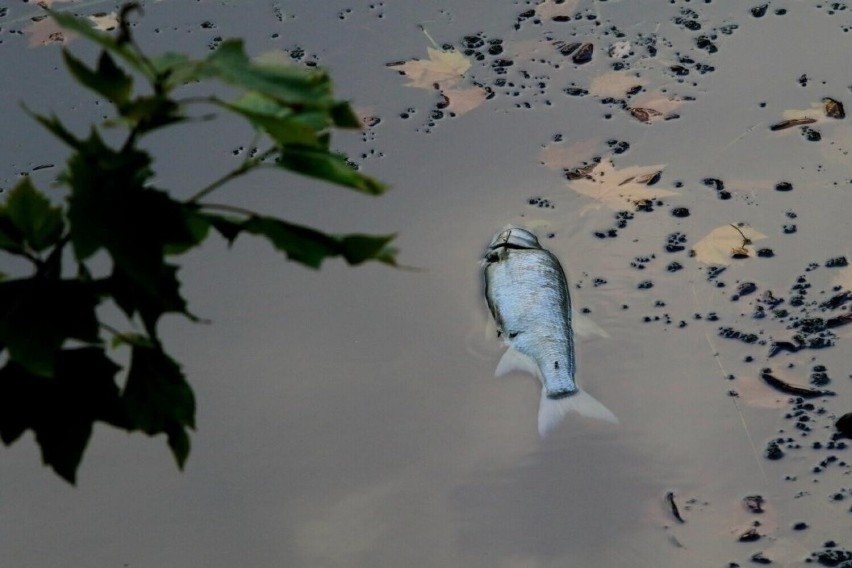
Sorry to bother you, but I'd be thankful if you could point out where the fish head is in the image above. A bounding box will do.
[486,225,542,252]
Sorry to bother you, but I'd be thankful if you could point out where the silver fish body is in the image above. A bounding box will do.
[482,226,617,435]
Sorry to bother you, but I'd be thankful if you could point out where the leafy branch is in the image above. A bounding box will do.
[0,5,396,484]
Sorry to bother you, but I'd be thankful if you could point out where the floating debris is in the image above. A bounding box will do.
[743,495,765,513]
[760,369,831,398]
[665,491,686,523]
[837,413,852,438]
[823,97,846,119]
[769,117,816,131]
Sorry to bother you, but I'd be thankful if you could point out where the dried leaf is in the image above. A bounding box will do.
[538,139,600,171]
[589,71,647,99]
[693,225,767,265]
[770,117,817,131]
[823,97,846,119]
[441,86,487,115]
[534,0,581,19]
[24,16,77,47]
[89,12,119,32]
[628,107,663,123]
[566,160,678,210]
[387,48,471,90]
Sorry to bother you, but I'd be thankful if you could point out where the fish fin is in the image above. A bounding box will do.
[571,309,610,339]
[495,347,538,377]
[538,388,619,436]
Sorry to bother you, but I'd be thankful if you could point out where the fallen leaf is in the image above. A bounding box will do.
[387,47,471,90]
[589,71,647,99]
[441,86,488,115]
[823,97,845,119]
[692,224,767,265]
[89,12,119,32]
[24,16,77,47]
[534,0,581,19]
[538,138,600,170]
[565,159,678,210]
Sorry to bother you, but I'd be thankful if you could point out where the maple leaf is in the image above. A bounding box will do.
[24,16,77,47]
[441,87,488,115]
[534,0,581,19]
[692,224,767,265]
[565,159,678,210]
[89,12,119,32]
[589,71,647,99]
[627,92,688,123]
[538,139,600,171]
[387,48,471,90]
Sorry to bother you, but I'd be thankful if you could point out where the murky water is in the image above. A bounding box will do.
[2,1,851,566]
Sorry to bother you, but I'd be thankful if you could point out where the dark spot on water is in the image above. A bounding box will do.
[801,126,822,141]
[757,248,774,258]
[665,232,687,253]
[671,207,690,218]
[766,441,784,460]
[775,181,793,192]
[751,4,769,18]
[637,280,654,289]
[825,256,848,268]
[783,224,797,234]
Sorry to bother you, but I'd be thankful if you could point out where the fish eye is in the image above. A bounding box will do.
[486,251,500,263]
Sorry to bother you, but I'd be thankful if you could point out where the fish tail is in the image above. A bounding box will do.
[537,388,619,437]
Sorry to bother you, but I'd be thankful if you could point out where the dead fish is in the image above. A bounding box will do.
[482,226,618,435]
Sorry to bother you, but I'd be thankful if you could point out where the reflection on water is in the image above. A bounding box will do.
[1,1,850,566]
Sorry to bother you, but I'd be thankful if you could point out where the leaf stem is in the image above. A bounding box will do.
[185,146,278,203]
[196,202,260,218]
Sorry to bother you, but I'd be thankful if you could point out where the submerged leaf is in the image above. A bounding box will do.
[589,71,647,99]
[441,86,488,115]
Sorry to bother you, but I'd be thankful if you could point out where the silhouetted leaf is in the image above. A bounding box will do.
[0,347,125,484]
[62,49,133,105]
[202,39,333,106]
[0,177,64,253]
[47,9,150,78]
[204,213,396,268]
[276,145,387,195]
[109,263,191,337]
[123,344,195,469]
[0,279,100,376]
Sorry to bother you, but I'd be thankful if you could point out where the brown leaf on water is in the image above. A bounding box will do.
[566,160,678,210]
[440,86,488,115]
[823,97,845,119]
[387,48,471,90]
[770,117,817,131]
[538,139,600,171]
[24,15,78,47]
[692,224,767,265]
[628,107,663,123]
[534,0,581,19]
[589,71,647,99]
[89,12,119,32]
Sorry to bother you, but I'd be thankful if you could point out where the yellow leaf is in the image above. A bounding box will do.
[589,71,647,99]
[388,48,471,90]
[565,159,678,210]
[24,16,77,47]
[89,13,119,32]
[441,86,488,115]
[538,139,600,170]
[534,0,581,19]
[692,225,767,265]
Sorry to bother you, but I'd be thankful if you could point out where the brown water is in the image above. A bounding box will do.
[1,1,851,566]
